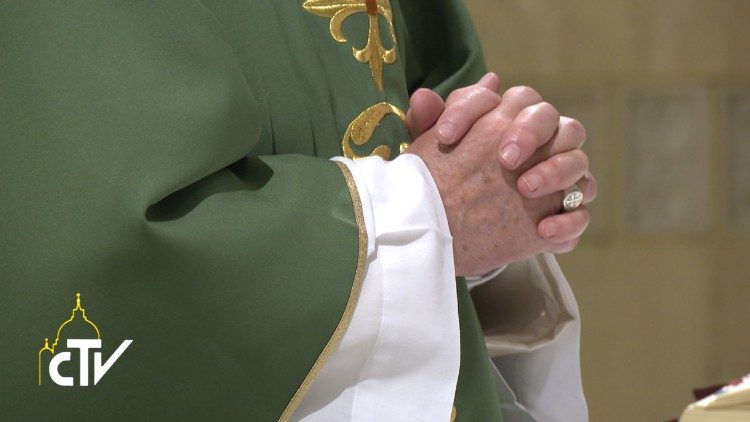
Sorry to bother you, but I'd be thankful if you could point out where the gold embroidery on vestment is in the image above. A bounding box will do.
[279,162,368,422]
[302,0,397,90]
[342,102,406,160]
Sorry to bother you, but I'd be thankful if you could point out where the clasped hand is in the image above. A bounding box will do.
[405,73,598,277]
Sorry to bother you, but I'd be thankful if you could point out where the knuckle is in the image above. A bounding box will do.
[442,104,461,119]
[536,102,560,119]
[446,87,469,103]
[450,87,498,112]
[504,85,543,103]
[486,91,503,107]
[476,86,499,98]
[471,87,502,106]
[561,117,587,142]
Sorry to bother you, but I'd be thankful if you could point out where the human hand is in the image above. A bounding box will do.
[405,76,597,276]
[405,74,598,230]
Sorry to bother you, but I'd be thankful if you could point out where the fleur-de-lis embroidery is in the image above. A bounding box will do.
[303,0,397,91]
[342,102,409,160]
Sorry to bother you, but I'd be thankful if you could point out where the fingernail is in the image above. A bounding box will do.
[545,223,558,238]
[500,144,520,167]
[436,121,455,143]
[521,174,542,192]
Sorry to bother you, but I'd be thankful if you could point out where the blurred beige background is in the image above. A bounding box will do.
[463,0,750,420]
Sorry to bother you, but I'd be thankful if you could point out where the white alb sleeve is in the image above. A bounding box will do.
[470,254,588,421]
[292,154,460,422]
[488,254,588,422]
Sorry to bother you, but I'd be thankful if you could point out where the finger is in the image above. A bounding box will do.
[538,117,587,157]
[445,72,500,104]
[436,73,502,146]
[494,85,544,120]
[476,71,500,92]
[482,86,544,169]
[405,88,445,139]
[538,207,590,243]
[576,172,598,204]
[498,102,560,169]
[518,149,589,198]
[434,88,501,146]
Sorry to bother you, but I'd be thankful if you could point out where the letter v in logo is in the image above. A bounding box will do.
[94,340,133,385]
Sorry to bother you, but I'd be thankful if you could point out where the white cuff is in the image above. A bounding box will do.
[294,154,460,421]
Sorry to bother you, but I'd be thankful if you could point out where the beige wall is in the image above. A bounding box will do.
[463,0,750,420]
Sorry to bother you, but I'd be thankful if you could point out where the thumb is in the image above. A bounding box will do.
[405,88,445,140]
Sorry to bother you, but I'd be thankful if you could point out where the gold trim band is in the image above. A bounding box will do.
[279,161,368,421]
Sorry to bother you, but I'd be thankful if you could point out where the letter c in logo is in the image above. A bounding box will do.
[49,352,73,386]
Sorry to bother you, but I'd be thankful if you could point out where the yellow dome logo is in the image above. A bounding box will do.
[37,293,132,386]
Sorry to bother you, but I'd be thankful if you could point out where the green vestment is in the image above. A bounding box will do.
[0,1,501,420]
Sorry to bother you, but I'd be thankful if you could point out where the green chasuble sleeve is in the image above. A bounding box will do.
[1,1,503,421]
[0,3,367,420]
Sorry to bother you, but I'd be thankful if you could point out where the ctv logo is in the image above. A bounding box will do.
[37,293,132,386]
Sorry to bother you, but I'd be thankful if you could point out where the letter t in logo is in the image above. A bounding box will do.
[66,339,100,387]
[64,339,133,386]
